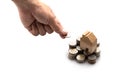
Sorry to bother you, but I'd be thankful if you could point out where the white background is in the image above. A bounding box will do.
[0,0,120,80]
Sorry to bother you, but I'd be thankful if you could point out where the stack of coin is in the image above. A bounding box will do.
[69,41,77,49]
[95,47,101,57]
[68,36,101,64]
[68,49,78,60]
[76,36,81,46]
[87,54,97,64]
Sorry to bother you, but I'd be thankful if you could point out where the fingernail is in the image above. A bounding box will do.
[62,29,72,38]
[58,29,69,39]
[65,32,71,38]
[60,32,67,39]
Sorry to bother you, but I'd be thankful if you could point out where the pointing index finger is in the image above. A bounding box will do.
[48,16,68,38]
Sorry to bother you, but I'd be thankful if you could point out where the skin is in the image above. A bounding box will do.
[12,0,67,38]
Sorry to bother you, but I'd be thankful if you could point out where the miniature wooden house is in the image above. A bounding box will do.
[80,31,97,54]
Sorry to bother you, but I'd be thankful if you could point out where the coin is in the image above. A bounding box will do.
[95,47,101,57]
[97,43,100,47]
[76,54,85,63]
[83,51,88,56]
[76,46,83,54]
[76,36,81,46]
[69,41,77,49]
[88,60,96,64]
[87,54,97,64]
[68,49,78,60]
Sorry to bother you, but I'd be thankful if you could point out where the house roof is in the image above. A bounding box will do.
[81,31,97,45]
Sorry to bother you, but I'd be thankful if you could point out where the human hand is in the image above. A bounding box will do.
[12,0,67,38]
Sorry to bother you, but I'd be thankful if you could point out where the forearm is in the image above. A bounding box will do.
[12,0,41,10]
[12,0,37,4]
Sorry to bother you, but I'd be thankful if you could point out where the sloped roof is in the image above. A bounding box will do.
[81,31,97,45]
